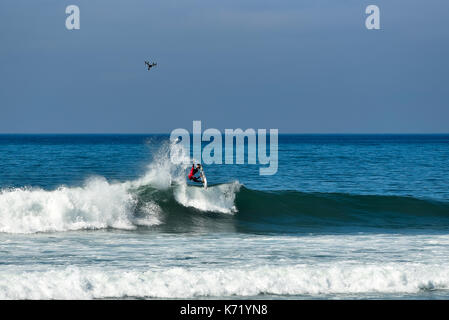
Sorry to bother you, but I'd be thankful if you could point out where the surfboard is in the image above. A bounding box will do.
[199,166,208,189]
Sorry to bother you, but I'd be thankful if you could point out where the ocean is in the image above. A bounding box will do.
[0,134,449,299]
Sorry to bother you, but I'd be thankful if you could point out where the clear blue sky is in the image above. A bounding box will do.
[1,0,448,133]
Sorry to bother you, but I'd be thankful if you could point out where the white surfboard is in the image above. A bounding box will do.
[199,166,208,189]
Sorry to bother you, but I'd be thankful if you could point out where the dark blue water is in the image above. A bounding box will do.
[0,134,449,299]
[1,134,448,197]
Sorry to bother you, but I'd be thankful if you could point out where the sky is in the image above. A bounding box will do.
[0,0,448,133]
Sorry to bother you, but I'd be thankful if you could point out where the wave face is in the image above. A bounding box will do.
[232,188,449,232]
[1,139,449,234]
[2,183,449,234]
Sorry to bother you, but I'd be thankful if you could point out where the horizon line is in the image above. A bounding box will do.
[0,133,449,135]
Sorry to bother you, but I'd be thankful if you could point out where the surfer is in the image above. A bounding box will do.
[188,163,203,183]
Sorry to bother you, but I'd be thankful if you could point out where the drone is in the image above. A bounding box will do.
[145,61,157,70]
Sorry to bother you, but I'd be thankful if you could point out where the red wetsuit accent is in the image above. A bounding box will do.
[188,165,198,180]
[188,165,202,183]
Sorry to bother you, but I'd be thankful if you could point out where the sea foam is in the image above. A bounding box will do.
[0,263,448,299]
[0,140,239,234]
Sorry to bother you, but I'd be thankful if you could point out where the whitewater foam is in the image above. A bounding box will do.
[0,140,240,233]
[0,177,137,233]
[1,263,448,299]
[174,182,240,214]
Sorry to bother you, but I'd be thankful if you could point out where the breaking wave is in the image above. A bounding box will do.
[0,140,240,234]
[1,263,449,299]
[1,140,449,234]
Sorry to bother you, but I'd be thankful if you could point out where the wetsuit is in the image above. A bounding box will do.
[188,165,202,183]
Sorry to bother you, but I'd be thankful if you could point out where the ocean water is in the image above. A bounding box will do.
[0,134,449,299]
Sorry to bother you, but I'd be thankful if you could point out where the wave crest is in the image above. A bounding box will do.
[1,263,448,299]
[0,177,136,233]
[0,140,240,234]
